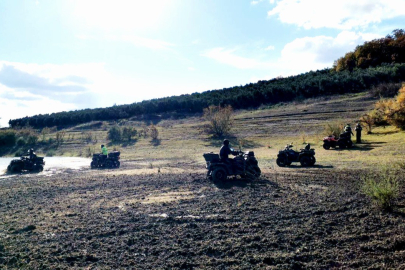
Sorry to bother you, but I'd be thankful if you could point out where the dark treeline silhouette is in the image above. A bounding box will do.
[8,63,405,128]
[334,29,405,72]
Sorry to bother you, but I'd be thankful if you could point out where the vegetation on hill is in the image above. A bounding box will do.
[8,29,405,129]
[334,29,405,72]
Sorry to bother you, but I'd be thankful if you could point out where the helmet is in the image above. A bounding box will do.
[223,139,229,145]
[101,144,104,148]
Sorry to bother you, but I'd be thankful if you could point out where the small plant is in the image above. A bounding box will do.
[149,125,159,140]
[122,126,137,141]
[55,131,66,145]
[203,105,234,136]
[16,137,26,146]
[324,121,344,137]
[300,131,308,144]
[107,126,122,142]
[84,146,95,157]
[362,169,400,211]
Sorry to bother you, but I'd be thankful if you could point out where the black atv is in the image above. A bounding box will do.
[91,151,121,169]
[7,156,45,173]
[203,150,261,182]
[276,143,316,167]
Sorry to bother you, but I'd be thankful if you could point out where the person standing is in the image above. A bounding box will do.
[355,123,362,143]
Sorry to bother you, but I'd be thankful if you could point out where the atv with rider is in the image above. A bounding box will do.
[276,143,316,167]
[91,151,121,169]
[323,131,353,150]
[7,151,45,173]
[203,150,261,182]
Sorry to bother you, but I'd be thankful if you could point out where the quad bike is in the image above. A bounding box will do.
[91,151,120,169]
[7,156,45,173]
[203,150,261,182]
[276,143,316,167]
[323,132,353,150]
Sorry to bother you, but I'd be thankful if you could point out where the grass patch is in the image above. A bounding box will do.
[362,168,400,211]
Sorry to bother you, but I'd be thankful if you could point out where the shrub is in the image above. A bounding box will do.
[16,137,26,146]
[122,126,137,141]
[149,125,159,140]
[55,131,66,145]
[0,130,17,146]
[27,135,39,145]
[370,82,402,98]
[324,121,344,137]
[362,169,400,211]
[371,85,405,130]
[203,105,234,136]
[107,126,121,142]
[41,127,50,142]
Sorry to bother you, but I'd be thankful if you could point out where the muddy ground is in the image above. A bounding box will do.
[1,164,405,269]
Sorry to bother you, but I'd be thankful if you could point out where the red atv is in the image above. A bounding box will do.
[323,132,353,150]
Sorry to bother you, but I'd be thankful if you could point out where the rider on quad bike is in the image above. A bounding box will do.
[203,139,261,182]
[220,139,239,164]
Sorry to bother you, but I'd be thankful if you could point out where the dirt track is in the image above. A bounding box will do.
[1,166,405,269]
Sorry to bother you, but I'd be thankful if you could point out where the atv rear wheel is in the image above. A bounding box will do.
[115,161,120,168]
[35,165,44,172]
[300,156,311,167]
[323,142,331,150]
[212,168,227,182]
[338,141,346,149]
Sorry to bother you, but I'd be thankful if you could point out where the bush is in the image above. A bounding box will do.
[203,105,234,136]
[323,121,344,137]
[370,82,402,98]
[27,135,39,145]
[16,137,26,146]
[107,126,121,142]
[122,126,137,141]
[372,86,405,129]
[362,169,400,210]
[0,130,17,146]
[149,125,159,140]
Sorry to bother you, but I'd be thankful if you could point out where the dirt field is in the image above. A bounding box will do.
[1,166,405,269]
[1,92,405,269]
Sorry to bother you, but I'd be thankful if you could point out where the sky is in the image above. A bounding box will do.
[0,0,404,127]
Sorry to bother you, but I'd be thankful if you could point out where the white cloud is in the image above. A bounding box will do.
[202,48,271,69]
[251,0,263,5]
[117,35,174,50]
[265,45,275,51]
[268,0,405,30]
[71,0,172,32]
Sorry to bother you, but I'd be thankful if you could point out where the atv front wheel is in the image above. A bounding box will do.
[212,168,227,182]
[10,164,23,173]
[90,161,97,169]
[115,161,120,168]
[276,156,287,167]
[310,156,316,166]
[105,160,113,168]
[300,156,311,167]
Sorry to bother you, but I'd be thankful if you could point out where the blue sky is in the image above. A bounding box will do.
[0,0,404,127]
